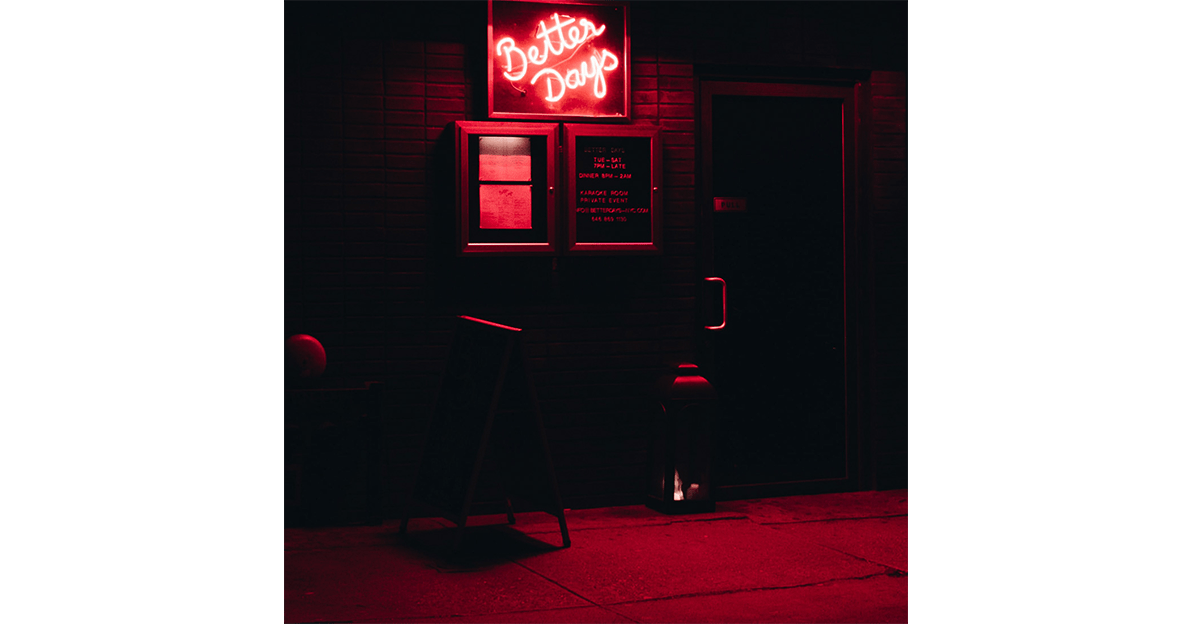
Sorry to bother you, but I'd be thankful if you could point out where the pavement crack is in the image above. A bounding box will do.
[604,572,894,607]
[816,543,908,575]
[758,513,907,526]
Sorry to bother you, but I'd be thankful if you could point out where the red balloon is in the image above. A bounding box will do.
[286,334,327,378]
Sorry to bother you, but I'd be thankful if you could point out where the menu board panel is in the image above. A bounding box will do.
[564,124,661,254]
[574,136,651,243]
[456,121,558,255]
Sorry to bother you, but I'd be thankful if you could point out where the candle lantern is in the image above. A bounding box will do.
[647,363,716,514]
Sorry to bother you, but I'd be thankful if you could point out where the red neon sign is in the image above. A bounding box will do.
[489,1,629,121]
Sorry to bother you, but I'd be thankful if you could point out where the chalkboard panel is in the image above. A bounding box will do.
[564,124,662,254]
[403,315,570,548]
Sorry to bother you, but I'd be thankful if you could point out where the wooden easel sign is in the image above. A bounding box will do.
[401,315,570,549]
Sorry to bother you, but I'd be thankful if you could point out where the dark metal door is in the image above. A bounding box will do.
[699,81,858,498]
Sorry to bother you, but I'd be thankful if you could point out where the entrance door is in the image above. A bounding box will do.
[699,81,858,498]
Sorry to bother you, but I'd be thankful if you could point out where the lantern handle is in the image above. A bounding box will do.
[704,277,726,330]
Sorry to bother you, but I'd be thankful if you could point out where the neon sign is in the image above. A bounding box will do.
[494,13,619,103]
[488,1,630,121]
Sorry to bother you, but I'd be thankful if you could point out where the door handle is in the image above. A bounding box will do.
[704,277,726,331]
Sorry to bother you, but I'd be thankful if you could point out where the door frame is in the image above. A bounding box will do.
[695,78,870,500]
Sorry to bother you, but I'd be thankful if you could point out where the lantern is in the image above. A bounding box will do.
[647,363,716,514]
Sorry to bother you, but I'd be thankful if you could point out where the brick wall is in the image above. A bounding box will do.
[285,1,907,513]
[869,70,909,489]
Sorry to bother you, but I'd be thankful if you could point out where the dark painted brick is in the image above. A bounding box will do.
[632,62,657,76]
[343,40,382,64]
[385,81,425,96]
[386,199,426,213]
[385,214,428,229]
[660,90,694,104]
[386,169,425,184]
[384,41,423,55]
[873,96,907,110]
[873,146,907,160]
[385,125,424,140]
[386,52,426,68]
[658,63,693,76]
[632,90,658,104]
[660,104,694,119]
[343,65,382,81]
[632,77,657,91]
[303,63,340,79]
[663,173,694,187]
[344,124,384,139]
[307,123,342,138]
[631,104,658,119]
[302,78,342,94]
[426,69,464,84]
[874,172,907,187]
[300,107,341,124]
[344,153,383,169]
[343,139,382,153]
[873,108,905,124]
[658,76,693,91]
[385,111,425,126]
[342,95,383,110]
[664,158,694,173]
[385,140,424,154]
[426,54,465,69]
[661,119,694,132]
[663,146,694,161]
[385,96,424,110]
[386,184,426,198]
[302,94,342,109]
[304,183,342,197]
[344,169,383,184]
[305,212,342,227]
[426,42,465,55]
[871,82,907,97]
[385,66,424,81]
[343,80,384,95]
[426,83,465,98]
[426,98,464,112]
[294,151,324,169]
[667,131,696,146]
[873,132,907,148]
[426,112,465,127]
[386,154,425,169]
[343,109,383,125]
[344,183,385,197]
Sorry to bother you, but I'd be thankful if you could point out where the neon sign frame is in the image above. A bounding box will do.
[488,0,631,122]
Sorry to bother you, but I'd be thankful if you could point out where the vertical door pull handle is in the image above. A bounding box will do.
[704,277,726,330]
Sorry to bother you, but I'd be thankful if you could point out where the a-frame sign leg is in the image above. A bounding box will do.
[557,513,571,548]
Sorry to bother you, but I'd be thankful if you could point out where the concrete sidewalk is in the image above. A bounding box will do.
[285,490,908,623]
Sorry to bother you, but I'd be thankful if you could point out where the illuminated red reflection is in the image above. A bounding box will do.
[478,136,532,182]
[479,185,533,229]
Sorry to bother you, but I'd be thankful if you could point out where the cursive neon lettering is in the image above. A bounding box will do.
[495,13,618,104]
[530,68,566,102]
[494,37,527,81]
